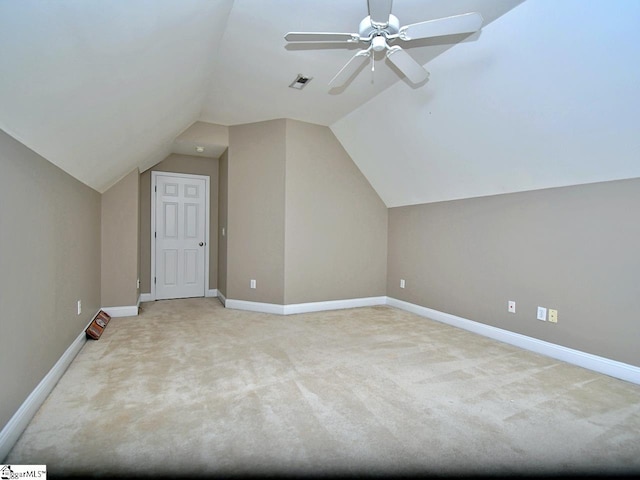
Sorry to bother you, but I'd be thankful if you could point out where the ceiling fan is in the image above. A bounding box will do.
[284,0,484,88]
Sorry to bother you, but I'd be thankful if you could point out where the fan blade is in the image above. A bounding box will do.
[285,32,360,43]
[329,50,371,87]
[368,0,393,27]
[399,12,484,41]
[386,46,429,83]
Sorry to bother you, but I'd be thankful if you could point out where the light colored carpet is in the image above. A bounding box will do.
[6,298,640,476]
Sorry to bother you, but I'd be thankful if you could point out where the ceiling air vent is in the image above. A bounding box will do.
[289,74,312,90]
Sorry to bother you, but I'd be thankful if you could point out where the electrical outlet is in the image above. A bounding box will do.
[548,309,558,323]
[508,301,516,313]
[77,300,82,315]
[250,279,256,289]
[400,279,405,289]
[537,306,547,321]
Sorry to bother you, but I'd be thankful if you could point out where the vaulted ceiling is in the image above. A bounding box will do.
[1,0,639,206]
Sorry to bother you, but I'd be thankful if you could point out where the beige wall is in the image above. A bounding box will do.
[284,120,387,304]
[227,120,286,304]
[387,178,640,367]
[0,130,101,430]
[101,169,139,307]
[217,148,228,298]
[139,154,219,293]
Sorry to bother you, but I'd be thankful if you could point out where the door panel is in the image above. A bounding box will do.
[155,175,206,299]
[164,250,178,286]
[164,182,178,196]
[164,203,178,238]
[184,249,198,284]
[184,203,199,238]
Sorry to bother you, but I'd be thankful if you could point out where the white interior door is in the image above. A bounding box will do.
[155,174,206,299]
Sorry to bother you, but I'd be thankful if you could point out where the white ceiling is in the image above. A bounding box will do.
[0,0,234,191]
[199,0,521,126]
[1,1,639,205]
[332,0,640,206]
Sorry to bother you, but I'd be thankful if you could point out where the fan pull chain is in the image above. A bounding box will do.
[370,51,375,83]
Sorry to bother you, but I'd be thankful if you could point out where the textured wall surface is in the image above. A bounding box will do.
[0,130,101,430]
[284,120,387,304]
[217,149,228,298]
[101,169,139,307]
[227,120,286,304]
[387,178,640,366]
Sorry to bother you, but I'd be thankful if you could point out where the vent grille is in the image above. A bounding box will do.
[289,74,312,90]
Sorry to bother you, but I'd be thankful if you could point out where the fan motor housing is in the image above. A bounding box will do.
[359,14,400,38]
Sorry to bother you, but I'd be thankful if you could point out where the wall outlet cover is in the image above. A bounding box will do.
[537,306,547,321]
[508,301,516,313]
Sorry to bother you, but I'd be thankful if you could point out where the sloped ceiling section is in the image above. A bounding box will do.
[1,0,519,192]
[171,121,229,159]
[200,0,521,127]
[3,1,638,202]
[332,0,640,207]
[0,0,234,192]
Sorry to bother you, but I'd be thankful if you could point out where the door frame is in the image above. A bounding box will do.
[150,171,210,301]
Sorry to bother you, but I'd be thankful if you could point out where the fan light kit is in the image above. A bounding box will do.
[284,0,483,88]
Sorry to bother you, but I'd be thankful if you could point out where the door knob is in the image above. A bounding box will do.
[199,242,204,246]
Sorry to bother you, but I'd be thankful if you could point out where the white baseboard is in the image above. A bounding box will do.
[139,293,153,303]
[224,296,386,316]
[225,299,284,315]
[101,305,138,317]
[386,297,640,385]
[283,296,387,315]
[140,291,217,303]
[217,291,227,306]
[0,311,99,461]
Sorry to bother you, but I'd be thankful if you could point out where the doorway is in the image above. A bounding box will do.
[151,172,210,300]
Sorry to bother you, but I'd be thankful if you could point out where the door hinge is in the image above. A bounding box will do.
[154,277,156,284]
[154,185,157,192]
[154,231,157,238]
